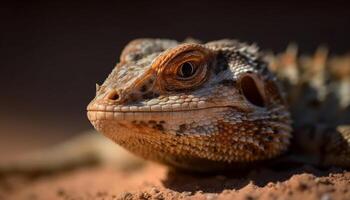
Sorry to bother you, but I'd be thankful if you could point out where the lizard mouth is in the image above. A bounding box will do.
[86,102,233,121]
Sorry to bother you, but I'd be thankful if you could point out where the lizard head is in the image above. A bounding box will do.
[87,39,292,171]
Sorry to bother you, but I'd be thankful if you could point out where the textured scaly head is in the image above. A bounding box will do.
[87,39,292,171]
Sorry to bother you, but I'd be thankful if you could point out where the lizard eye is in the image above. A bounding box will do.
[157,44,214,91]
[177,62,196,79]
[239,73,266,107]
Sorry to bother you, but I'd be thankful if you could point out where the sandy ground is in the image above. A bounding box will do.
[0,161,349,200]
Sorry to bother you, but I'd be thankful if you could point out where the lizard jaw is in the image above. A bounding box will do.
[87,107,291,171]
[87,102,292,171]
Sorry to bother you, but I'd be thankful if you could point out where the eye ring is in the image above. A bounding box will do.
[177,62,196,79]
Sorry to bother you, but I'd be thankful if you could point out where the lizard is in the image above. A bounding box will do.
[0,39,349,174]
[86,38,350,171]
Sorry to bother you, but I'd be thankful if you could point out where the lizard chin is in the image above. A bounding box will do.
[87,107,291,171]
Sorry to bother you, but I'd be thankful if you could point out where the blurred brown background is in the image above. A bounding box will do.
[1,1,349,158]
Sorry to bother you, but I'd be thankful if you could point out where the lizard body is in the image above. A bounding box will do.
[87,39,350,171]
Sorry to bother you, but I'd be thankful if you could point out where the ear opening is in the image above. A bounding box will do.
[239,73,266,107]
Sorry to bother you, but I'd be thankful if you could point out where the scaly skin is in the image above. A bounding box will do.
[87,39,293,171]
[267,45,350,168]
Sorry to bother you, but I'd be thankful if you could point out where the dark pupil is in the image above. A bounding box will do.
[180,62,194,78]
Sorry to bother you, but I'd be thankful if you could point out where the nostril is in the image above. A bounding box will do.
[107,90,120,101]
